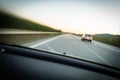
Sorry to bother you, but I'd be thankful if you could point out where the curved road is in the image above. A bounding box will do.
[23,34,120,69]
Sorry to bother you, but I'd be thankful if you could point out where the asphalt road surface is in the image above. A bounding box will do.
[23,34,120,69]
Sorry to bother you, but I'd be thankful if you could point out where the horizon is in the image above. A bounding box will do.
[0,0,120,35]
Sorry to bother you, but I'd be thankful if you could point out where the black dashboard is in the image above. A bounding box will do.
[0,44,120,80]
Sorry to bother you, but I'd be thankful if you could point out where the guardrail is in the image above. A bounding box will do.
[0,31,62,45]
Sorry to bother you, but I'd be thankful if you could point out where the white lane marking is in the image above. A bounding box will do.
[68,35,112,65]
[45,44,58,53]
[73,39,112,66]
[80,42,112,66]
[93,41,120,53]
[30,35,63,48]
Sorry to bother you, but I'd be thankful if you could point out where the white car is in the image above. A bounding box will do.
[81,34,92,42]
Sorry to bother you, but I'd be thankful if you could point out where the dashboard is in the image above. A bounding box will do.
[0,44,120,80]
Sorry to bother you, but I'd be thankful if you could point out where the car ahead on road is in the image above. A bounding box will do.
[0,43,120,80]
[81,34,92,42]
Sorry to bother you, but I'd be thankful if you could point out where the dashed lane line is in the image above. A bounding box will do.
[30,35,63,48]
[73,40,112,66]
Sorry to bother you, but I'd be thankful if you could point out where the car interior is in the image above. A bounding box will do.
[0,43,120,80]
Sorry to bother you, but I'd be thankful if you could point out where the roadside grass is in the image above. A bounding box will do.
[0,11,63,45]
[0,11,61,32]
[93,35,120,48]
[0,34,60,45]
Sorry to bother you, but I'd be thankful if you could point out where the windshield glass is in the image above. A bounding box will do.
[86,34,91,37]
[0,0,120,69]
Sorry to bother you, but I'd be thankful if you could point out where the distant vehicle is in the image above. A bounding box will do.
[81,34,92,42]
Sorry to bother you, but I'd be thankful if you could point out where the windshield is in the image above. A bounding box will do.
[0,0,120,69]
[86,34,91,37]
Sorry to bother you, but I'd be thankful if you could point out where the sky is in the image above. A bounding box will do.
[0,0,120,34]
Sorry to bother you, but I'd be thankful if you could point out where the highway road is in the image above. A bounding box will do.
[23,34,120,69]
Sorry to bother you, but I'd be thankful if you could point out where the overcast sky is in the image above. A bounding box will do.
[0,0,120,34]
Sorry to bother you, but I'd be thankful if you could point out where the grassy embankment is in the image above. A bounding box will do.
[0,11,62,44]
[93,35,120,48]
[77,34,120,48]
[0,11,61,32]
